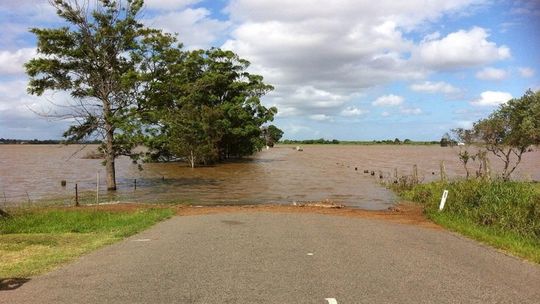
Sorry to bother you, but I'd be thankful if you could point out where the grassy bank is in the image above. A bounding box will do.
[0,206,174,278]
[394,180,540,263]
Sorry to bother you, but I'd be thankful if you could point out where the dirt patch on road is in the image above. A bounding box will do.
[60,201,438,229]
[175,202,440,229]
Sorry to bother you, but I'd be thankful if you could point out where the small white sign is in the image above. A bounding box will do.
[439,190,449,211]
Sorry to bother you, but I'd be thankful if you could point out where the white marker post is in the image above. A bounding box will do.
[439,190,449,211]
[325,298,338,304]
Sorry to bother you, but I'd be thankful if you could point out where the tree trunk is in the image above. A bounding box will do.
[189,150,195,168]
[105,122,117,190]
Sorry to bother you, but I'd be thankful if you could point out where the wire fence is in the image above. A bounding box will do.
[0,176,175,209]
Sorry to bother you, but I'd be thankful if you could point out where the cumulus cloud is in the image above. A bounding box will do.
[143,0,200,10]
[0,48,35,75]
[416,27,510,69]
[144,8,230,49]
[475,67,507,80]
[471,91,513,106]
[309,114,333,122]
[222,0,488,118]
[341,106,368,117]
[518,67,535,78]
[410,81,460,94]
[372,95,404,107]
[0,76,93,139]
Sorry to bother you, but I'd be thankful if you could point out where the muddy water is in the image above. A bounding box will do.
[0,145,539,209]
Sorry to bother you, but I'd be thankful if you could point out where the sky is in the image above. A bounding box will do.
[0,0,539,140]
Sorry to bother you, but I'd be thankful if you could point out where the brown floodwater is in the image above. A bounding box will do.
[0,144,538,209]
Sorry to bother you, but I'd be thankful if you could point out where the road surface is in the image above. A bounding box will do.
[1,212,539,303]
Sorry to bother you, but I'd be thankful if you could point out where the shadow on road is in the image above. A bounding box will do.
[0,278,31,291]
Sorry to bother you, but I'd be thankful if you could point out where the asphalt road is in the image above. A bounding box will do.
[2,212,539,303]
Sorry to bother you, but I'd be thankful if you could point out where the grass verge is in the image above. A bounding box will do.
[0,206,174,278]
[393,180,540,263]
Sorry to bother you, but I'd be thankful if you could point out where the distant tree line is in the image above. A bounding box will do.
[280,138,341,145]
[24,0,281,190]
[279,138,438,145]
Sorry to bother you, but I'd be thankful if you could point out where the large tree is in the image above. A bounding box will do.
[474,90,540,179]
[144,48,276,166]
[25,0,164,190]
[455,90,540,180]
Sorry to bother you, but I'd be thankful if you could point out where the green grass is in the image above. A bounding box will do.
[395,179,540,263]
[0,207,174,278]
[430,212,540,263]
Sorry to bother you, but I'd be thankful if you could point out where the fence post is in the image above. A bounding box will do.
[75,183,79,207]
[96,172,100,205]
[412,164,418,185]
[440,160,447,182]
[483,157,491,180]
[134,179,137,190]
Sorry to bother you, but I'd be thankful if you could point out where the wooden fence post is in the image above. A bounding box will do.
[412,164,418,185]
[75,183,79,207]
[440,160,447,182]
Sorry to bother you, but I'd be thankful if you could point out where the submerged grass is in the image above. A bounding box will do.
[394,179,540,263]
[0,207,174,278]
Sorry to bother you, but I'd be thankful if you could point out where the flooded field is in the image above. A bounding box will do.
[0,144,539,209]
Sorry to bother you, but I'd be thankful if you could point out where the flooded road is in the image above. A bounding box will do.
[0,144,539,209]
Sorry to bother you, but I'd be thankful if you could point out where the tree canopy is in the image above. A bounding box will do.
[143,48,277,167]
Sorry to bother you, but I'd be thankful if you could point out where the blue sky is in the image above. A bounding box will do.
[0,0,539,140]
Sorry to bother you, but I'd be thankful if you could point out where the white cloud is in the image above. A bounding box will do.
[144,8,230,49]
[372,94,404,107]
[471,91,513,106]
[0,48,35,75]
[341,106,368,117]
[222,0,485,118]
[381,111,391,117]
[309,114,333,122]
[144,0,200,10]
[410,81,460,94]
[416,27,510,69]
[283,123,312,135]
[475,67,507,80]
[518,67,535,78]
[400,107,423,115]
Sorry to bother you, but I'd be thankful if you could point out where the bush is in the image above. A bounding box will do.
[400,180,540,239]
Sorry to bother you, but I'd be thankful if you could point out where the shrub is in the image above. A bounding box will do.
[400,180,540,239]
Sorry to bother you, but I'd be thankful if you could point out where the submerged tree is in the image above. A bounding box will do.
[262,125,284,147]
[474,90,540,179]
[25,0,166,190]
[453,90,540,180]
[144,48,276,166]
